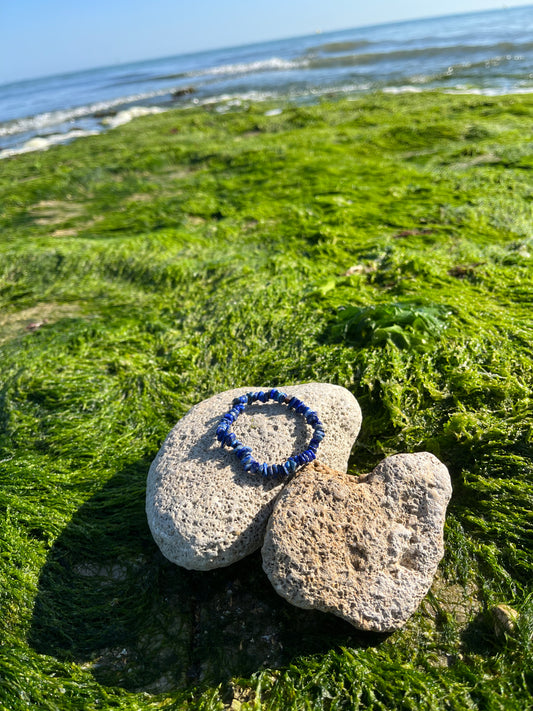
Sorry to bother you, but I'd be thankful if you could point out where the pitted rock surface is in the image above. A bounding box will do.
[262,453,452,632]
[146,383,362,570]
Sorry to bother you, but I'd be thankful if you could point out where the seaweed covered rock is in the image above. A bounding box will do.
[146,383,362,570]
[262,453,452,632]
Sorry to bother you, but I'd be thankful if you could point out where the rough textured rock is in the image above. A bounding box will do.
[262,453,452,632]
[146,383,362,570]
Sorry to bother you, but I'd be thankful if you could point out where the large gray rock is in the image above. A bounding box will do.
[146,383,362,570]
[262,453,452,632]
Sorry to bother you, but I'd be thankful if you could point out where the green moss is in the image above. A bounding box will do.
[1,92,532,709]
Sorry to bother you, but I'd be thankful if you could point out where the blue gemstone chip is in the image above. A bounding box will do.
[216,389,325,479]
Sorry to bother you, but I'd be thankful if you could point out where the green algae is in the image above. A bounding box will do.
[328,302,449,350]
[0,92,532,710]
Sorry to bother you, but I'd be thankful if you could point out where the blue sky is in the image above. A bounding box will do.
[2,1,533,83]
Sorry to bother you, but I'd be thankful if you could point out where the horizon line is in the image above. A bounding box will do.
[1,3,532,87]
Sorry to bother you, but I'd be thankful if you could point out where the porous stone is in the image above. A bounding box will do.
[262,453,452,632]
[146,383,362,570]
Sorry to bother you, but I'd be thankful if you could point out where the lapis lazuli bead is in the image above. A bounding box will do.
[216,389,324,477]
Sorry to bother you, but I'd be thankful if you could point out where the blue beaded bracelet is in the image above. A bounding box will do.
[215,389,325,478]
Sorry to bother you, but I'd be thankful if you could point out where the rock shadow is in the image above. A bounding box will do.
[28,457,383,694]
[460,612,498,658]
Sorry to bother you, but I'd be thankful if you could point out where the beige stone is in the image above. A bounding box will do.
[262,453,452,632]
[492,604,519,638]
[146,383,362,570]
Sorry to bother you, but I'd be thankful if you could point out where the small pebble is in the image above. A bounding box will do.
[492,604,519,638]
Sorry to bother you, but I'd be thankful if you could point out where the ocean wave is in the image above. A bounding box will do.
[107,71,188,87]
[301,82,373,96]
[445,86,533,96]
[305,40,533,70]
[0,129,99,159]
[192,89,278,106]
[428,55,528,82]
[185,57,306,79]
[383,85,533,96]
[0,106,167,159]
[0,87,173,138]
[106,60,295,87]
[382,86,424,94]
[192,83,374,107]
[102,106,165,128]
[307,39,371,55]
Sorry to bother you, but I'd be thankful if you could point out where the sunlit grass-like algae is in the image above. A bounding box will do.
[1,91,532,710]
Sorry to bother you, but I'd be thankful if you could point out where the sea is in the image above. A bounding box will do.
[1,5,533,159]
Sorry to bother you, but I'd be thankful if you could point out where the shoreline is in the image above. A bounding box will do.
[4,84,533,160]
[3,5,533,162]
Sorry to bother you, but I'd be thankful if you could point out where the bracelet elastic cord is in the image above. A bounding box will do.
[215,389,325,478]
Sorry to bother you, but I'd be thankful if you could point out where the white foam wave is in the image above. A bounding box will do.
[186,57,306,79]
[102,106,165,128]
[0,129,99,159]
[0,105,167,159]
[189,83,373,109]
[198,82,375,106]
[382,85,533,96]
[0,87,172,138]
[444,86,533,96]
[306,82,373,95]
[382,86,423,94]
[191,89,278,107]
